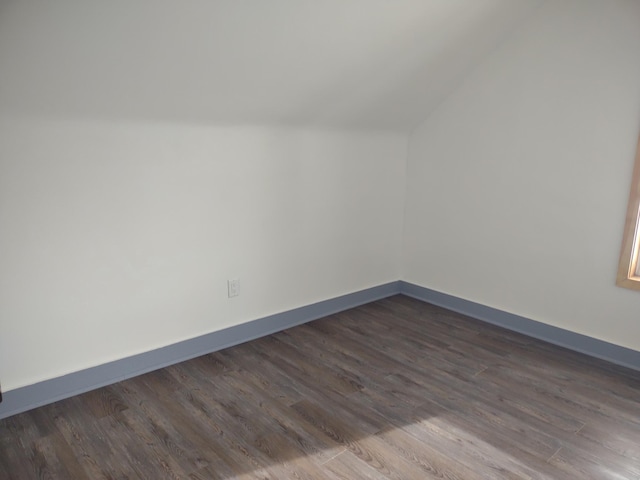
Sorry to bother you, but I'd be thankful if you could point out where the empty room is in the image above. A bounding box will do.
[1,0,640,478]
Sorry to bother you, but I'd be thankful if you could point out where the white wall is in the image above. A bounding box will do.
[0,117,406,391]
[0,0,541,131]
[3,0,640,395]
[403,0,640,351]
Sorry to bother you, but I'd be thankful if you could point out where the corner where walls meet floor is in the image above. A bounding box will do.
[1,281,639,420]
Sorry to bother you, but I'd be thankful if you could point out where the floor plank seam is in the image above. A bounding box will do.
[546,446,562,463]
[320,448,347,465]
[574,422,586,434]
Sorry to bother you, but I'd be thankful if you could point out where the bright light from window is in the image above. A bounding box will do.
[616,134,640,291]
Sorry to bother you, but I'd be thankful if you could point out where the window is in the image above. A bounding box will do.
[616,134,640,290]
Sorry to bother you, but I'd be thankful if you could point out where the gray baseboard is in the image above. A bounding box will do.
[399,281,640,372]
[2,280,638,420]
[0,282,402,420]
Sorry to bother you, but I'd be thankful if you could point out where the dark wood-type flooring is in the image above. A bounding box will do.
[1,295,640,479]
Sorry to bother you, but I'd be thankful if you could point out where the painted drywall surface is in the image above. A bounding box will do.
[0,117,406,391]
[403,0,640,351]
[0,0,541,131]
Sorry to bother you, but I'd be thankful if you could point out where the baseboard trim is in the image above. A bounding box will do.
[399,281,640,372]
[0,281,401,420]
[3,280,638,420]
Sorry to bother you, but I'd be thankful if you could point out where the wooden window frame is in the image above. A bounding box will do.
[616,134,640,290]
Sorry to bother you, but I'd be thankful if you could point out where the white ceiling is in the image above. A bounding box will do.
[0,0,542,131]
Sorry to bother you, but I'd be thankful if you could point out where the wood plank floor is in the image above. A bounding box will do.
[1,295,639,479]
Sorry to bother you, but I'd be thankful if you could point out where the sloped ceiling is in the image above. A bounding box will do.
[0,0,542,131]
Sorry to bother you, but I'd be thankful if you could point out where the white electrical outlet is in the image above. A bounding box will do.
[228,278,240,298]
